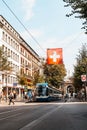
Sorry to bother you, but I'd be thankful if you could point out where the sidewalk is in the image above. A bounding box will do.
[65,97,87,102]
[0,99,39,107]
[0,100,26,107]
[0,97,87,107]
[67,97,80,102]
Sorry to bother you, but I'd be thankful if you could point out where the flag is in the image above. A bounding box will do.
[47,48,63,64]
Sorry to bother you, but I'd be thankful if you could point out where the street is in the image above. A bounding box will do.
[0,101,87,130]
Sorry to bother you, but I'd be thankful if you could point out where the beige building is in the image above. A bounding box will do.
[0,15,40,98]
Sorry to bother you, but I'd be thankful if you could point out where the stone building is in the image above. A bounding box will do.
[0,15,40,98]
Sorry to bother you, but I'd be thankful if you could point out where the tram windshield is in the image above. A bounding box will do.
[36,83,48,96]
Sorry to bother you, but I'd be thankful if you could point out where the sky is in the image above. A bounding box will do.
[0,0,87,77]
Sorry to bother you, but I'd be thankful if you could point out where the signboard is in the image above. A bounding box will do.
[81,75,86,82]
[13,83,17,86]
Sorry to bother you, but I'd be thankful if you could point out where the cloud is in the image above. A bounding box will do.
[21,0,36,21]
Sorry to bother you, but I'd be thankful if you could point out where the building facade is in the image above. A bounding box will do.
[0,15,40,99]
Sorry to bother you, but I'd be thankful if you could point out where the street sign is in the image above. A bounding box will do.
[81,75,86,82]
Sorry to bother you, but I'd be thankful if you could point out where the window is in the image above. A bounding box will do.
[11,76,13,84]
[8,37,10,44]
[8,49,10,56]
[5,47,7,54]
[11,51,12,58]
[2,45,4,50]
[2,32,5,40]
[17,45,19,51]
[5,34,7,42]
[8,76,10,83]
[11,39,13,46]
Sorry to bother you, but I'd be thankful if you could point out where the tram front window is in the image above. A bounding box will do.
[46,88,48,96]
[37,85,46,96]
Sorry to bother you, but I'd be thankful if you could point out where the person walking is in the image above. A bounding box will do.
[13,90,16,100]
[8,92,15,105]
[0,91,2,102]
[27,89,33,102]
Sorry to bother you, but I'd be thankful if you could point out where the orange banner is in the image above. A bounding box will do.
[47,48,63,64]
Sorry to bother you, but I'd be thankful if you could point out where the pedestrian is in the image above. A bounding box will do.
[32,90,36,101]
[13,90,16,100]
[8,92,15,105]
[27,89,32,102]
[0,91,2,102]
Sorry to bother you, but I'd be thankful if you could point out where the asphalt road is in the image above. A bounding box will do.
[0,102,87,130]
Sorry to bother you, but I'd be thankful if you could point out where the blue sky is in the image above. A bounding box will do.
[0,0,87,76]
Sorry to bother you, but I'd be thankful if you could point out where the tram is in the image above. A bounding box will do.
[35,82,62,102]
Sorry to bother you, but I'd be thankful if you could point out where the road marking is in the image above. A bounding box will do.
[0,112,23,121]
[0,105,34,115]
[0,107,24,115]
[19,105,63,130]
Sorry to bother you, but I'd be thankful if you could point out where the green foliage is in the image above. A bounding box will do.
[0,46,12,71]
[73,44,87,91]
[17,74,27,86]
[33,71,45,85]
[63,0,87,33]
[43,64,66,88]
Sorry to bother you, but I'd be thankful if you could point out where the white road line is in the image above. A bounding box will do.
[0,105,33,115]
[0,107,24,115]
[0,112,23,121]
[19,105,63,130]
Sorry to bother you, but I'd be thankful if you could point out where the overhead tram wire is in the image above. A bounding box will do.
[2,0,46,54]
[2,0,85,57]
[63,31,83,49]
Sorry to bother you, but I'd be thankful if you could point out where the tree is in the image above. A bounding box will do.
[17,73,28,92]
[73,43,87,92]
[33,70,45,85]
[43,64,66,88]
[63,0,87,33]
[17,74,27,86]
[0,46,12,71]
[33,57,46,85]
